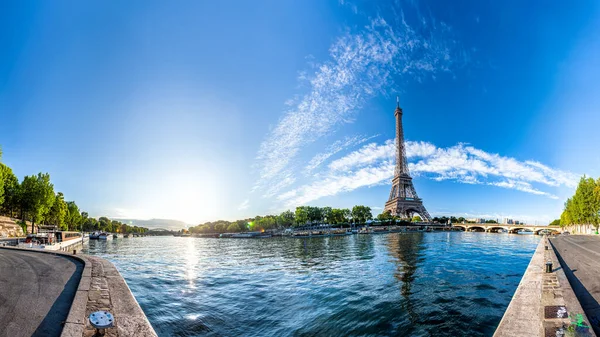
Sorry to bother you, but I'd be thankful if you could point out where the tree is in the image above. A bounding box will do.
[214,223,228,233]
[485,219,498,224]
[279,210,295,227]
[377,211,393,224]
[20,173,55,233]
[0,164,19,217]
[98,217,112,232]
[227,223,241,232]
[351,205,372,224]
[595,178,600,233]
[342,208,351,223]
[331,208,346,224]
[80,212,89,230]
[82,217,99,232]
[560,198,574,227]
[412,215,422,222]
[549,219,561,227]
[321,207,333,223]
[295,206,310,225]
[0,160,4,207]
[47,192,68,230]
[66,201,81,231]
[560,176,600,233]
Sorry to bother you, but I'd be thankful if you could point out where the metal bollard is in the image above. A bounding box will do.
[89,311,114,336]
[546,261,553,273]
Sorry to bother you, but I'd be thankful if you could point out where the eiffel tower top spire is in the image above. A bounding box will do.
[395,95,402,116]
[394,97,409,177]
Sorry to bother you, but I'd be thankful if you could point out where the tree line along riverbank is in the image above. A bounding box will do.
[186,205,498,235]
[559,175,600,233]
[0,147,149,235]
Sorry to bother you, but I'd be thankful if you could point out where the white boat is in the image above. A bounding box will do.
[90,232,112,240]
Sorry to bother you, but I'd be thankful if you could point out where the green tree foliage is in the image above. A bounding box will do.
[48,192,68,230]
[295,206,310,225]
[278,210,295,227]
[412,215,422,222]
[0,164,20,216]
[227,223,241,232]
[98,217,112,233]
[0,155,4,206]
[377,211,393,224]
[66,201,81,231]
[20,173,55,232]
[549,219,561,227]
[330,208,347,224]
[351,205,372,224]
[560,176,600,231]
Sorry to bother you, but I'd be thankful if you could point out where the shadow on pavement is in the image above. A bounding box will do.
[550,240,600,335]
[32,255,84,337]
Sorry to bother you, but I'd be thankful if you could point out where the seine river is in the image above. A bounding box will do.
[83,232,539,337]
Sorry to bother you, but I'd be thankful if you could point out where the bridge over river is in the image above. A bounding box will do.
[451,223,561,234]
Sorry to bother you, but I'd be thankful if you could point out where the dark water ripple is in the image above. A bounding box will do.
[83,232,539,337]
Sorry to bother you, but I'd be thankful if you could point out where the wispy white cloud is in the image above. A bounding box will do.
[306,134,378,174]
[277,139,578,207]
[254,14,457,196]
[238,199,250,211]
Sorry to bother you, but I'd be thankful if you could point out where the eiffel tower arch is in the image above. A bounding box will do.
[383,97,432,222]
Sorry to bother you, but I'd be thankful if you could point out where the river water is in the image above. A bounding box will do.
[83,232,539,337]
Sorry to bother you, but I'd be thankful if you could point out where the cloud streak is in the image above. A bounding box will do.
[277,139,578,207]
[254,15,457,196]
[238,199,250,211]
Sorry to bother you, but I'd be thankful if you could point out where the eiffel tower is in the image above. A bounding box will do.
[383,97,432,222]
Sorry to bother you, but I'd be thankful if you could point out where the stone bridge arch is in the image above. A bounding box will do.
[487,226,508,233]
[508,227,534,234]
[535,228,560,235]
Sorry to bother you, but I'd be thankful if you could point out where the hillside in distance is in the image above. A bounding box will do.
[112,218,189,231]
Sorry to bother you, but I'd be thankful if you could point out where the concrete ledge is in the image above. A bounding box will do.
[493,237,597,337]
[0,246,156,336]
[494,238,545,337]
[83,256,158,337]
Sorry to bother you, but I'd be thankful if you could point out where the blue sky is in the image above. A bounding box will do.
[1,0,599,225]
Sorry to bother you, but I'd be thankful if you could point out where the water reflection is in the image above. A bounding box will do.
[84,233,539,337]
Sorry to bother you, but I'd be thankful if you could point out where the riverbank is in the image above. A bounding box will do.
[551,235,600,335]
[494,236,595,337]
[0,246,156,337]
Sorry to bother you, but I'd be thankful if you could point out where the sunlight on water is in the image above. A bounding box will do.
[83,232,539,337]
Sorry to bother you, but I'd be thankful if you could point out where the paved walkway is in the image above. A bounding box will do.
[0,249,83,337]
[551,235,600,335]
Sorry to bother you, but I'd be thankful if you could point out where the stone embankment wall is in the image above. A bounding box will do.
[0,246,156,336]
[59,252,158,337]
[0,216,24,237]
[494,237,595,337]
[564,224,598,235]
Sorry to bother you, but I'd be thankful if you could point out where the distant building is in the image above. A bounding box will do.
[466,218,486,223]
[503,218,514,225]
